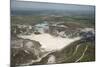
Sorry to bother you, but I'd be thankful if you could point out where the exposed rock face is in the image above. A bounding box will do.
[80,28,95,41]
[11,48,38,66]
[47,55,56,64]
[11,22,95,40]
[11,38,42,66]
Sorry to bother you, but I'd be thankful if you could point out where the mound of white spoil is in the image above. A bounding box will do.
[18,33,81,51]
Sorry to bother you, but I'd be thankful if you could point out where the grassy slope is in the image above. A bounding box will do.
[11,16,43,25]
[55,40,95,63]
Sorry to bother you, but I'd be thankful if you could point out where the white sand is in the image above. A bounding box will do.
[18,33,81,51]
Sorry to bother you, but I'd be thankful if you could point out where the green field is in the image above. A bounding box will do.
[11,15,95,28]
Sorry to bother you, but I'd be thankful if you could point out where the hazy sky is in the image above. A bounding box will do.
[11,0,95,11]
[19,0,95,5]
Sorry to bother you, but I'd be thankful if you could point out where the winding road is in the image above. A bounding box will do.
[75,45,88,62]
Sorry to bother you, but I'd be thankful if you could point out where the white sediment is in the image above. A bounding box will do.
[18,33,81,51]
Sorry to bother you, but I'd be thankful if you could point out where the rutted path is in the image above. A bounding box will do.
[75,45,88,62]
[73,45,81,55]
